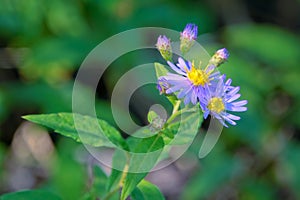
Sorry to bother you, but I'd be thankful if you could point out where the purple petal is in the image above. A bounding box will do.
[203,110,210,119]
[227,86,240,96]
[184,94,191,105]
[166,84,185,94]
[227,94,241,103]
[177,85,192,98]
[223,115,237,125]
[177,57,190,71]
[225,78,232,86]
[232,100,248,107]
[191,89,198,104]
[227,106,247,112]
[225,113,240,120]
[167,61,186,75]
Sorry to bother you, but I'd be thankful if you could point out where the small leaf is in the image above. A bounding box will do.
[154,62,169,78]
[23,113,127,148]
[147,110,158,123]
[0,190,61,200]
[162,108,202,145]
[131,180,165,200]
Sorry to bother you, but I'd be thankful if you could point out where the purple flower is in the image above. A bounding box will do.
[201,76,247,127]
[180,23,198,53]
[159,57,220,105]
[209,48,230,67]
[156,35,172,61]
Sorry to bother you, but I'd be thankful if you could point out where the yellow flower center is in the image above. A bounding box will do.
[187,66,209,86]
[207,97,225,113]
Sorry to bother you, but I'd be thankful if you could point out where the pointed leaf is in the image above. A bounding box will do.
[131,180,165,200]
[23,113,126,148]
[154,62,169,78]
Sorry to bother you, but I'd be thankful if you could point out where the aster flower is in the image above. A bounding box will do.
[208,48,230,67]
[201,76,247,127]
[180,23,198,53]
[156,35,172,61]
[159,57,220,105]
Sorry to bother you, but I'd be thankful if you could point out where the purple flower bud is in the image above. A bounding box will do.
[180,23,198,53]
[156,35,172,61]
[216,48,229,61]
[181,23,198,40]
[157,77,170,95]
[209,48,230,67]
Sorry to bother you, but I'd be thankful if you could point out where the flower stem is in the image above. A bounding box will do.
[172,100,181,115]
[166,106,198,126]
[103,157,129,200]
[164,100,181,126]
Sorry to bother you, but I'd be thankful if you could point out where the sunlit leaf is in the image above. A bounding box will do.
[131,180,165,200]
[23,113,126,148]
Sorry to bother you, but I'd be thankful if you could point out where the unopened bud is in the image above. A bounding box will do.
[209,48,229,67]
[180,23,198,54]
[157,77,170,95]
[156,35,172,61]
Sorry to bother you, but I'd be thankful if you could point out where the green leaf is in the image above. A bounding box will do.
[147,110,158,123]
[22,113,127,148]
[154,62,169,78]
[131,180,165,200]
[0,190,61,200]
[163,108,202,145]
[121,134,164,200]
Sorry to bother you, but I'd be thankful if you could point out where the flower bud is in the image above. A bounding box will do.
[209,48,229,67]
[157,77,170,95]
[156,35,172,61]
[180,23,198,54]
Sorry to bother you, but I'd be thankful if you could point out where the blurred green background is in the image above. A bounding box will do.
[0,0,300,199]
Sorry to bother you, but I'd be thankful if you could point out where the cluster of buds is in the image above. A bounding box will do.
[156,23,198,61]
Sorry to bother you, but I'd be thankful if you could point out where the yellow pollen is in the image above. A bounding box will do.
[207,97,225,113]
[187,66,209,86]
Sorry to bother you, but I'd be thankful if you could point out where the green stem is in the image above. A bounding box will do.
[166,106,198,126]
[172,100,181,115]
[166,110,181,125]
[103,159,129,200]
[164,100,181,126]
